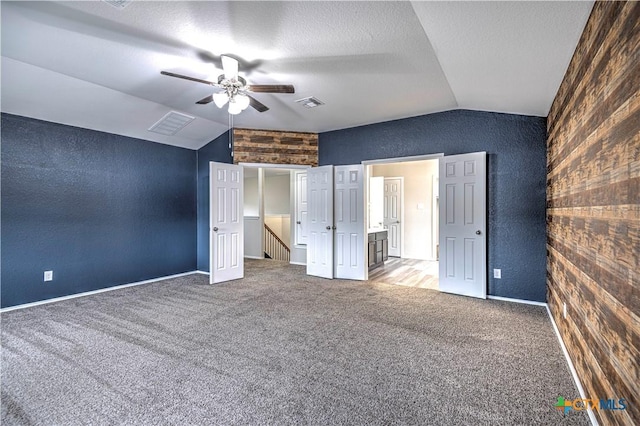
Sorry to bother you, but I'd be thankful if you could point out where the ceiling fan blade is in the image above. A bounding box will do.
[161,71,217,87]
[248,95,269,113]
[196,95,213,105]
[221,55,239,81]
[247,84,295,94]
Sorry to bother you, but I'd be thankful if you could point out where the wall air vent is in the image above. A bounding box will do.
[102,0,133,9]
[148,111,195,136]
[295,96,325,109]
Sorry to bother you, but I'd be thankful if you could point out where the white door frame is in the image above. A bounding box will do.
[362,154,444,280]
[239,163,309,264]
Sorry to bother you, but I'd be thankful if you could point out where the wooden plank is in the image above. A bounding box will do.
[548,253,638,425]
[546,3,640,425]
[547,2,630,162]
[232,128,318,166]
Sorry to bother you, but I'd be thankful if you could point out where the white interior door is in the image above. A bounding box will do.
[334,165,365,280]
[306,165,334,278]
[384,177,402,257]
[294,170,308,245]
[210,162,244,284]
[438,152,486,298]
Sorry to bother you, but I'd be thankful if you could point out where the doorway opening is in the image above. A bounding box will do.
[364,154,441,291]
[241,163,309,266]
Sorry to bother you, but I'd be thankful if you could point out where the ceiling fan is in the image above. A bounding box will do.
[161,55,294,114]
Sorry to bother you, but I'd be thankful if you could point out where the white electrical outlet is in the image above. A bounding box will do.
[44,270,53,282]
[493,269,501,279]
[563,302,567,319]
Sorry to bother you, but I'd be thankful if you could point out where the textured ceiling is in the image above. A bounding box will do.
[1,1,593,150]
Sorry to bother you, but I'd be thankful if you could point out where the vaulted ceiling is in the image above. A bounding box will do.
[1,1,593,150]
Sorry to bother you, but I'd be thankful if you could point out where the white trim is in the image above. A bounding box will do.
[239,162,310,170]
[195,270,209,275]
[290,261,306,266]
[362,153,443,280]
[244,256,264,260]
[0,271,200,313]
[546,306,598,426]
[361,153,444,166]
[488,296,597,425]
[487,295,548,307]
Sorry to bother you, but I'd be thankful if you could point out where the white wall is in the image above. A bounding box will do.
[244,217,262,258]
[244,176,259,216]
[368,176,384,231]
[264,174,290,215]
[372,159,438,260]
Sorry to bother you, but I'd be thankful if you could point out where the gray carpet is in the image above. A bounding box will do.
[2,259,588,425]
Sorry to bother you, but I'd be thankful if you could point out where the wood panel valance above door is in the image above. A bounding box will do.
[233,128,318,166]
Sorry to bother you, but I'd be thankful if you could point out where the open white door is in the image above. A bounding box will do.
[307,165,334,278]
[334,165,366,280]
[294,170,308,245]
[384,177,402,257]
[438,152,486,298]
[210,162,244,284]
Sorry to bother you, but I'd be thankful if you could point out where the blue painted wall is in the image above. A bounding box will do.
[196,131,232,271]
[2,109,545,306]
[1,114,197,308]
[319,109,547,302]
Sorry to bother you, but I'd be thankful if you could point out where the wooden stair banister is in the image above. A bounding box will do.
[263,223,290,261]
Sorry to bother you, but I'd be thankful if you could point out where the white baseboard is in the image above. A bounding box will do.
[195,270,209,275]
[486,295,596,425]
[546,306,598,426]
[244,256,264,260]
[289,261,306,266]
[0,271,200,313]
[487,295,547,307]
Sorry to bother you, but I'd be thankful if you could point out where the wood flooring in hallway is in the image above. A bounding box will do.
[368,257,438,290]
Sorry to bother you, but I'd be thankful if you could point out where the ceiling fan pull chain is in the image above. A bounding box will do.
[229,114,234,159]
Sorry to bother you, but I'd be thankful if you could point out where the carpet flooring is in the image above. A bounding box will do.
[1,259,588,425]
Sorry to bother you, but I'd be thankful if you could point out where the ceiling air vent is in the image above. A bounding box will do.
[148,111,195,136]
[295,96,324,109]
[102,0,133,9]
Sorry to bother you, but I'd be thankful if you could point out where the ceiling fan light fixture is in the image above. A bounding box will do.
[161,54,294,115]
[227,100,243,115]
[235,93,251,111]
[213,92,229,108]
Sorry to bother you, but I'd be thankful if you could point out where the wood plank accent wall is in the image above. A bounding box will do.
[232,128,318,166]
[546,2,639,425]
